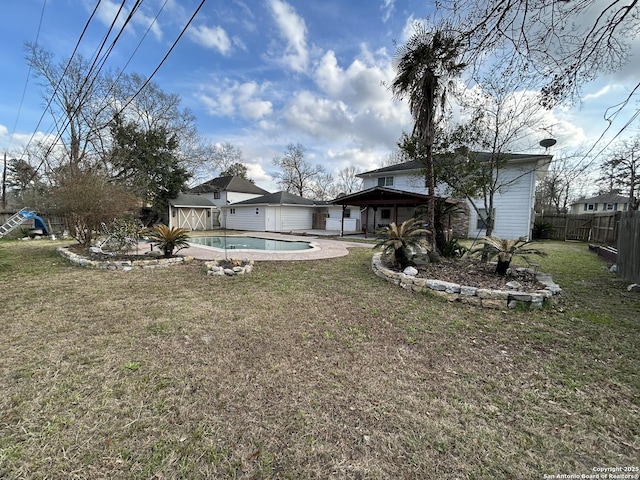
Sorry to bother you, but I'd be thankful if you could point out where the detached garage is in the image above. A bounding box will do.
[222,191,327,232]
[168,194,218,231]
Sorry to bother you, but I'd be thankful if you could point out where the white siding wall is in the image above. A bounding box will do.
[277,207,314,231]
[363,173,447,196]
[225,206,266,231]
[466,165,535,240]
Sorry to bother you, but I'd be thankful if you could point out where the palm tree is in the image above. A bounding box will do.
[375,218,431,270]
[391,25,466,254]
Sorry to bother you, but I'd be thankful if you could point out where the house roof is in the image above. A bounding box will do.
[230,191,327,206]
[329,186,455,207]
[189,175,269,195]
[169,193,217,208]
[358,152,553,177]
[571,194,629,205]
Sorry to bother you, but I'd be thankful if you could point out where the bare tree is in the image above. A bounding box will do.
[598,136,640,210]
[436,74,547,237]
[272,143,324,197]
[536,153,591,214]
[336,166,363,195]
[444,0,639,108]
[310,172,339,201]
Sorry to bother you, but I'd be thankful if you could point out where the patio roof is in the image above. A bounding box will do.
[329,186,454,207]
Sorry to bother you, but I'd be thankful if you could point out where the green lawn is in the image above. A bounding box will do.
[0,239,638,479]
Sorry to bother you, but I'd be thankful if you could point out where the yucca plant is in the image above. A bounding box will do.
[148,224,190,258]
[375,218,431,270]
[470,235,547,275]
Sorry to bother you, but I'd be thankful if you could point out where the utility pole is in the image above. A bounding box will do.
[2,152,7,210]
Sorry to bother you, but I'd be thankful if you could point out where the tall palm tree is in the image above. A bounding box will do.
[391,25,466,254]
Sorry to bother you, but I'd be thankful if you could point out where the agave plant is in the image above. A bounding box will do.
[470,235,547,275]
[148,224,190,258]
[375,218,431,270]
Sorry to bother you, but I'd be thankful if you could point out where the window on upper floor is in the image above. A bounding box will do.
[377,176,394,187]
[585,203,597,211]
[214,191,221,199]
[605,203,616,211]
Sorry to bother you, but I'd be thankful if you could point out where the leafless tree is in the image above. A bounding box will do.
[598,136,640,209]
[336,166,363,195]
[272,143,324,197]
[441,0,639,107]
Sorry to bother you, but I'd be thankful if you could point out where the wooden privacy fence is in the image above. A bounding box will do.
[538,213,620,244]
[617,211,640,284]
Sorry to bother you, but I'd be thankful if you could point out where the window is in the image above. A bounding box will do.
[377,176,394,187]
[476,208,494,230]
[585,203,597,211]
[214,191,221,199]
[380,209,391,220]
[229,208,236,215]
[605,203,616,211]
[343,209,351,218]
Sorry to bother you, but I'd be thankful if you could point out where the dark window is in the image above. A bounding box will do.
[381,209,391,220]
[343,209,351,218]
[477,208,494,229]
[377,176,394,187]
[214,191,221,199]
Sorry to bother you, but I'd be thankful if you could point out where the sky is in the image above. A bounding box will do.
[0,0,638,194]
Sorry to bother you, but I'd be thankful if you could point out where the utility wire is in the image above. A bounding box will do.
[5,0,47,155]
[19,0,104,160]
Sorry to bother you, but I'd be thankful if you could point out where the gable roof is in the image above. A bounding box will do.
[189,175,269,195]
[571,194,629,205]
[230,191,327,206]
[358,152,553,177]
[169,193,217,207]
[329,186,453,206]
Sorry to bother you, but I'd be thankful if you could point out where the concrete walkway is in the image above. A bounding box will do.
[174,231,374,261]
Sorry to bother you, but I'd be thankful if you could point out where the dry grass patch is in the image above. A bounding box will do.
[0,239,638,479]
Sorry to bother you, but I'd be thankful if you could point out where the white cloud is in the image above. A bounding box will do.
[381,0,395,23]
[583,85,613,101]
[189,25,232,55]
[199,80,273,120]
[267,0,308,72]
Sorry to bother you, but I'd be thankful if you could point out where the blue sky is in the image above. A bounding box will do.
[0,0,638,193]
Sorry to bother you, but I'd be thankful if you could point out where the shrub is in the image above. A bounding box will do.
[441,238,469,258]
[148,224,190,258]
[470,235,547,275]
[375,218,430,270]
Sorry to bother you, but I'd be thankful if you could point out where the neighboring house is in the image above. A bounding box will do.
[189,175,269,206]
[353,153,552,240]
[168,193,218,231]
[569,194,630,214]
[221,191,328,232]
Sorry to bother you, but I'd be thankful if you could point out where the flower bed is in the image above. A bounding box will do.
[57,246,193,270]
[372,253,561,310]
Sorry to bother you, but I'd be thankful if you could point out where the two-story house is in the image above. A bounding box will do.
[331,153,551,240]
[569,194,630,214]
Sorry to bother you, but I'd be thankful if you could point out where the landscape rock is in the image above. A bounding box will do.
[627,284,640,292]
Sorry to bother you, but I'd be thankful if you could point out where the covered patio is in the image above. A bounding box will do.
[329,186,454,238]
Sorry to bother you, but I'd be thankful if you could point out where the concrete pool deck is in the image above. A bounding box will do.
[173,231,374,261]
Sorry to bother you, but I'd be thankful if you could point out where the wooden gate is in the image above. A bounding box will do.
[538,213,620,244]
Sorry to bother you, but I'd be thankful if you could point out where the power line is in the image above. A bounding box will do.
[5,0,48,155]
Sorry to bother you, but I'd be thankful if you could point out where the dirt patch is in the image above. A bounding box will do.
[384,256,545,291]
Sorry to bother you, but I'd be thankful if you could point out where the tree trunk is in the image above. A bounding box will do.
[395,247,411,270]
[495,259,510,276]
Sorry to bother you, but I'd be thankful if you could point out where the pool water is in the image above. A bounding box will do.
[189,236,312,251]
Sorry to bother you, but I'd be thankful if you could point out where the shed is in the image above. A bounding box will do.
[168,194,218,231]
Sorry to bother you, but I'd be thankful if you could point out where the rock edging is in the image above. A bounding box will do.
[58,246,193,271]
[372,253,561,310]
[205,259,254,276]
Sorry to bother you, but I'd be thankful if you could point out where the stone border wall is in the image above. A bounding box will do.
[57,247,193,271]
[205,259,254,276]
[372,253,561,310]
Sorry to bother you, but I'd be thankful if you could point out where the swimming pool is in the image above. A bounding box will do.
[189,236,313,251]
